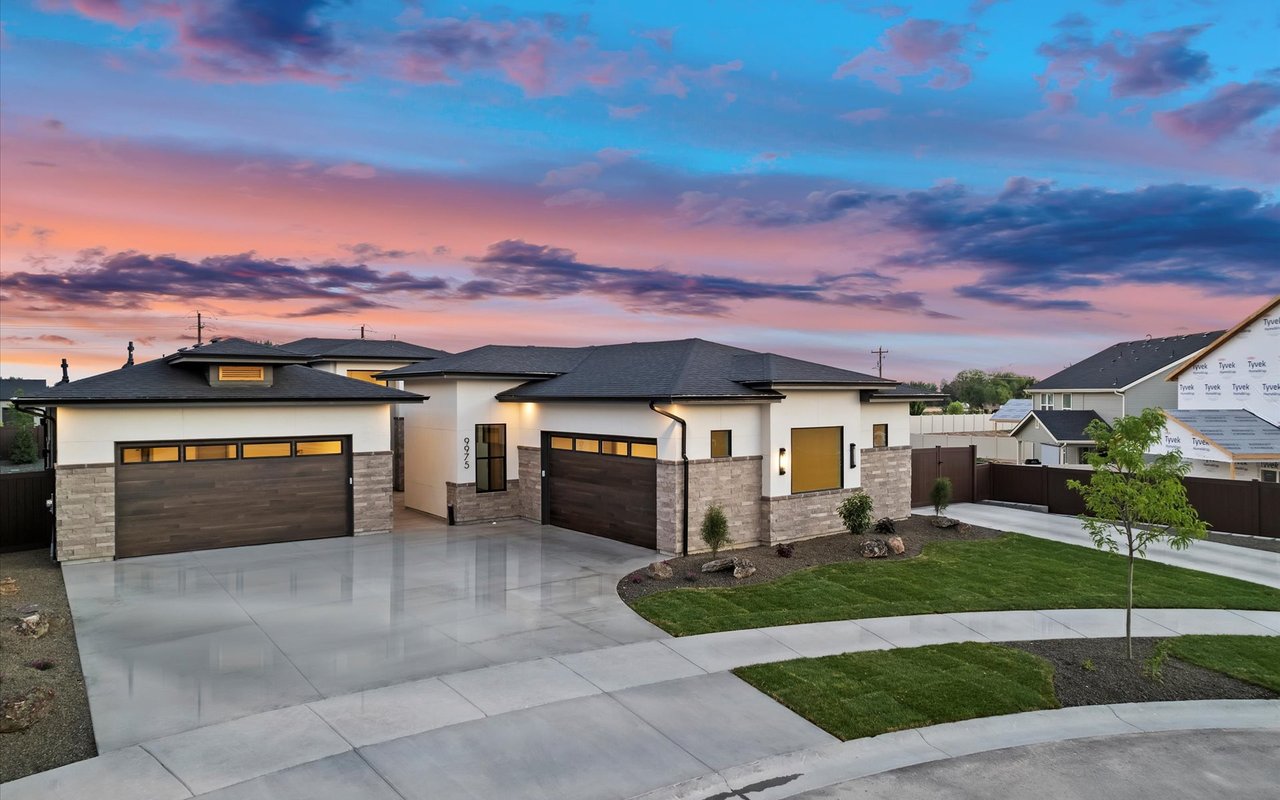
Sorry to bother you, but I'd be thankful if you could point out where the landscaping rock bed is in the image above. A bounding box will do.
[0,549,97,783]
[617,514,1003,602]
[1005,637,1277,707]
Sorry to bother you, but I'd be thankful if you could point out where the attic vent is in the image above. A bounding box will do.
[218,365,265,381]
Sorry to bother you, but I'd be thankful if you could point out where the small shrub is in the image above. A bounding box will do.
[26,659,56,671]
[683,571,699,583]
[775,542,795,558]
[874,517,896,535]
[1144,641,1173,682]
[700,505,730,556]
[930,477,953,517]
[837,493,874,535]
[1081,659,1095,672]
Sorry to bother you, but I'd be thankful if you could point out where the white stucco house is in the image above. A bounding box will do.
[13,338,423,562]
[1010,330,1223,465]
[1152,296,1280,482]
[379,338,926,555]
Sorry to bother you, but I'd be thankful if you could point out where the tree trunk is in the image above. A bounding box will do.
[1126,529,1135,660]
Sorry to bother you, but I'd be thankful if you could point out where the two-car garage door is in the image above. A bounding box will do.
[543,432,658,549]
[114,437,351,558]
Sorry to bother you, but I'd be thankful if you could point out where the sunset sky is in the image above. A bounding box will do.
[1,0,1277,386]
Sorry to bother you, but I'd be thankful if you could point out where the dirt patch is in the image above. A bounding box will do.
[617,514,1004,602]
[0,548,97,783]
[1006,637,1277,707]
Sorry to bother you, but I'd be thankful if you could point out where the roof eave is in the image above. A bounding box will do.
[13,395,424,407]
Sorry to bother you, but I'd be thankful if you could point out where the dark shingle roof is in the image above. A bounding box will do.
[1165,409,1280,456]
[11,359,422,406]
[165,337,309,364]
[2,378,48,401]
[378,345,591,379]
[867,383,948,401]
[282,337,450,361]
[1034,331,1224,390]
[1013,410,1107,442]
[730,353,887,386]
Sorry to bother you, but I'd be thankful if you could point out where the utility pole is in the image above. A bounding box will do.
[196,311,204,345]
[360,324,366,340]
[872,346,888,378]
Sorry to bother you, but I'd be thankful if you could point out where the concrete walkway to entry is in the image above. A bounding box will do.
[925,503,1280,589]
[7,607,1278,800]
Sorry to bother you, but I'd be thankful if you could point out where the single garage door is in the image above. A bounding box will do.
[114,436,351,558]
[544,432,657,549]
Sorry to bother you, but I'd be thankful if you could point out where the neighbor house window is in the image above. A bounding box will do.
[476,424,506,493]
[218,366,264,381]
[243,441,292,458]
[872,424,888,448]
[1061,394,1072,409]
[296,440,343,456]
[120,446,179,464]
[184,443,237,461]
[1039,393,1054,410]
[711,430,732,458]
[1262,469,1278,484]
[790,426,842,493]
[346,370,386,385]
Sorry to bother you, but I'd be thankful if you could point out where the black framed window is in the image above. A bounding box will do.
[872,424,888,448]
[711,429,732,458]
[476,424,507,493]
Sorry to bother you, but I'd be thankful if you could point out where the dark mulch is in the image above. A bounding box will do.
[0,548,97,783]
[617,515,1004,602]
[1006,637,1277,707]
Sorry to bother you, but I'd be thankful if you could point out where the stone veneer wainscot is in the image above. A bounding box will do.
[353,451,395,535]
[54,463,116,562]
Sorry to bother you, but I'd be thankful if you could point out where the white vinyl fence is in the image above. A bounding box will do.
[910,414,999,434]
[913,433,1020,462]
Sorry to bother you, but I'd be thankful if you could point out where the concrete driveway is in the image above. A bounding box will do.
[62,507,662,751]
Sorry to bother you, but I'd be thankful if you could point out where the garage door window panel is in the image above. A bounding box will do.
[120,446,180,464]
[476,424,507,493]
[297,440,343,456]
[791,426,842,493]
[243,441,292,458]
[600,440,629,456]
[630,442,657,459]
[185,444,238,461]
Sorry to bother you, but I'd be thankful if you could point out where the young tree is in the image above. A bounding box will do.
[1068,408,1207,659]
[699,505,730,556]
[7,407,38,465]
[930,477,952,518]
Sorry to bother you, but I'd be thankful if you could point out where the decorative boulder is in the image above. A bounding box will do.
[860,539,889,558]
[732,558,757,579]
[701,557,736,573]
[887,536,905,555]
[931,516,960,529]
[14,613,48,639]
[647,561,674,580]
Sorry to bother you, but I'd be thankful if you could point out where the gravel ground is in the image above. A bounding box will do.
[1006,637,1277,706]
[1207,533,1280,553]
[0,548,97,784]
[617,515,1004,602]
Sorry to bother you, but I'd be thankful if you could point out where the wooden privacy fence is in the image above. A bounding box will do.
[982,462,1279,539]
[911,446,976,507]
[0,469,54,551]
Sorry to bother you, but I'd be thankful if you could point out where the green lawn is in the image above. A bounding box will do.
[630,534,1280,636]
[734,643,1058,741]
[1160,635,1280,692]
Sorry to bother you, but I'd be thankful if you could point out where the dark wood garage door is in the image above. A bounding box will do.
[544,432,657,549]
[115,437,351,558]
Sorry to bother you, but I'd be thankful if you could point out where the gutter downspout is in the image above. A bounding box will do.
[649,401,689,556]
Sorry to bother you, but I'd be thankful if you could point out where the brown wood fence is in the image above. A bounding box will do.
[911,446,976,507]
[0,469,54,552]
[981,462,1279,538]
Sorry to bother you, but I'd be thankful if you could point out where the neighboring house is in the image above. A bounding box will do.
[1154,296,1280,482]
[990,398,1031,429]
[379,338,920,555]
[1,377,47,424]
[12,338,422,562]
[281,337,450,386]
[1011,330,1223,465]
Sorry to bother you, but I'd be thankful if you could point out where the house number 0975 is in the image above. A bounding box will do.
[463,437,471,469]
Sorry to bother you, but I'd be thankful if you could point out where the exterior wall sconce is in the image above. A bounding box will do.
[778,447,788,475]
[849,443,857,468]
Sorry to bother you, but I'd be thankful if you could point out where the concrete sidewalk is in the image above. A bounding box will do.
[8,607,1277,800]
[927,503,1280,589]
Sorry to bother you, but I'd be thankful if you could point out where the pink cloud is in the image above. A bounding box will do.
[1155,81,1280,145]
[835,19,975,93]
[840,107,890,124]
[637,27,677,51]
[323,162,377,179]
[608,103,649,119]
[654,59,743,99]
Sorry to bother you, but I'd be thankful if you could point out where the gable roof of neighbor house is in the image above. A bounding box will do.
[381,338,895,401]
[1166,295,1280,381]
[1009,409,1107,443]
[1033,331,1224,391]
[2,378,49,402]
[282,337,450,362]
[1165,409,1280,457]
[991,398,1033,421]
[12,351,423,407]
